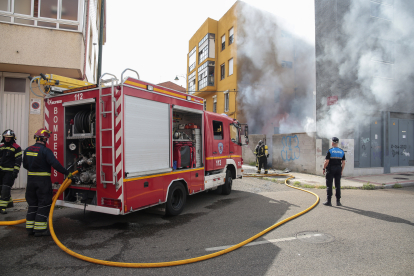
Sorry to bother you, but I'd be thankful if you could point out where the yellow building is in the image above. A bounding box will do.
[187,3,238,119]
[0,0,106,188]
[188,2,315,135]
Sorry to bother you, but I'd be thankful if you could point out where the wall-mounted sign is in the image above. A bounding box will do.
[327,96,338,106]
[30,98,41,114]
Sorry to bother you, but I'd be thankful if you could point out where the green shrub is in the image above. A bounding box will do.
[362,183,376,190]
[392,183,402,188]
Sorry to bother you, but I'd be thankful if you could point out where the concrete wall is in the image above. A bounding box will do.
[242,134,266,165]
[272,133,316,174]
[0,24,84,78]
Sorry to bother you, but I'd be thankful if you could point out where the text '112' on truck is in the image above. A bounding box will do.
[33,69,249,216]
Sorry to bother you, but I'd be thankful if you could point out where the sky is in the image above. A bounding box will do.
[102,0,315,88]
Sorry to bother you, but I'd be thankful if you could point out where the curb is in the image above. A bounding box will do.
[374,182,414,189]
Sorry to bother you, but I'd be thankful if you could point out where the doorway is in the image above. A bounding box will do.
[0,72,30,189]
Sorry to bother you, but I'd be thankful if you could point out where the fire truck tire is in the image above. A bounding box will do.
[166,182,187,216]
[221,170,232,195]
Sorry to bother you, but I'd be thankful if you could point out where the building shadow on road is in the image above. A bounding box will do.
[1,189,298,275]
[338,206,414,227]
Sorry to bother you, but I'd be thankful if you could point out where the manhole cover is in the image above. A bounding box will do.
[394,177,409,180]
[296,231,335,243]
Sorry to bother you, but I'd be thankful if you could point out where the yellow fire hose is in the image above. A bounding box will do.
[1,172,319,267]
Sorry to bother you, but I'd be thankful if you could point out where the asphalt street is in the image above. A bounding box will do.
[1,176,413,276]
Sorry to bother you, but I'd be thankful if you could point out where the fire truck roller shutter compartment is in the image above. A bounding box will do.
[63,99,98,205]
[172,105,203,170]
[124,96,171,177]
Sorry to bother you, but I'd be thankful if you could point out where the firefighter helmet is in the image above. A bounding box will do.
[34,128,52,141]
[1,129,16,143]
[258,140,263,146]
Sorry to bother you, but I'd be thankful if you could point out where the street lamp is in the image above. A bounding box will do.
[174,75,186,81]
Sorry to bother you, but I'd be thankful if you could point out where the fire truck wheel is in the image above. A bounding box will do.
[221,170,232,195]
[166,182,187,216]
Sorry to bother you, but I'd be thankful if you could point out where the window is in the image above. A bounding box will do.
[198,33,215,64]
[213,95,217,113]
[281,61,293,68]
[229,27,234,45]
[199,45,208,64]
[1,0,81,30]
[198,61,215,90]
[199,34,208,47]
[229,58,233,76]
[224,91,229,112]
[213,120,223,140]
[188,71,196,93]
[221,35,225,51]
[220,63,225,80]
[4,77,26,92]
[370,1,393,21]
[230,124,239,144]
[274,88,281,103]
[188,47,196,72]
[203,100,207,111]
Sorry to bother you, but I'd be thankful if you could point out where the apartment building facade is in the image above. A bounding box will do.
[0,0,106,188]
[188,3,238,119]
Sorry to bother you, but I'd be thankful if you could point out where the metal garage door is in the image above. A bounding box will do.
[389,118,414,167]
[0,73,29,189]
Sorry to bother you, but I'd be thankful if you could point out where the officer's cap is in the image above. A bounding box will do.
[332,137,339,143]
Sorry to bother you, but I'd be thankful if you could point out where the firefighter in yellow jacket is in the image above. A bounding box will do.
[256,140,269,174]
[0,129,22,214]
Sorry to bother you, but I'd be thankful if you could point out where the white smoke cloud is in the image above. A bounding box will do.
[236,2,316,136]
[316,0,414,139]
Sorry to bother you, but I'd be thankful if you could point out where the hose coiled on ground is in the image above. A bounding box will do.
[1,173,319,267]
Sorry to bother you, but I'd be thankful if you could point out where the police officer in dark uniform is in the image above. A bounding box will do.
[0,129,22,214]
[23,128,72,236]
[323,137,346,206]
[256,140,269,174]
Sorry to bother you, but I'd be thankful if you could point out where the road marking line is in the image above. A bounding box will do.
[205,234,317,251]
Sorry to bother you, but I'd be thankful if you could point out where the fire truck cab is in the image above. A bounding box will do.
[42,70,248,216]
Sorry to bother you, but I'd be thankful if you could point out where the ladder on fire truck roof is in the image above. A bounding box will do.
[98,69,139,189]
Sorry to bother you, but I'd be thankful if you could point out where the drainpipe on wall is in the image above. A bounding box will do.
[383,111,390,173]
[97,0,105,82]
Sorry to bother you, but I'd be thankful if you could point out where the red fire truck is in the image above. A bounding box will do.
[40,70,249,216]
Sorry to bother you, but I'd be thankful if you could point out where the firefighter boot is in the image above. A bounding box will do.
[264,171,268,174]
[34,228,51,237]
[0,208,7,214]
[7,198,13,208]
[256,171,260,174]
[336,199,342,206]
[323,198,332,206]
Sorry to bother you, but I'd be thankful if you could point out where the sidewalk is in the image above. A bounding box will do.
[242,165,414,189]
[9,167,414,208]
